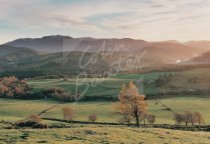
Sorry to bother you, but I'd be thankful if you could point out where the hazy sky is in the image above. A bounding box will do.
[1,0,210,44]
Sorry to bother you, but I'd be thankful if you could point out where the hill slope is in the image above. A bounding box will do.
[3,36,210,78]
[185,40,210,52]
[0,45,40,70]
[5,35,206,63]
[6,35,73,53]
[182,51,210,65]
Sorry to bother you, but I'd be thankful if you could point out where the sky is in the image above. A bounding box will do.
[1,0,210,44]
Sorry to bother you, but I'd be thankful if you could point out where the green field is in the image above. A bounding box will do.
[28,72,173,98]
[1,97,210,124]
[28,68,210,100]
[2,68,210,124]
[1,68,210,143]
[1,97,210,143]
[1,124,210,144]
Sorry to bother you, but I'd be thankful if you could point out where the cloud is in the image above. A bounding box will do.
[0,0,210,43]
[149,4,165,8]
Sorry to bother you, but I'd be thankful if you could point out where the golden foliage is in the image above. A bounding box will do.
[115,81,147,126]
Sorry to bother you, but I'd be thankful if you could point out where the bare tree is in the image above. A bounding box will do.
[114,81,147,127]
[183,111,190,125]
[183,111,196,126]
[147,114,156,124]
[174,113,184,125]
[174,111,205,126]
[194,112,205,125]
[141,113,148,126]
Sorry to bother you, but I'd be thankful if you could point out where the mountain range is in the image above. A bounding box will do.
[1,35,210,78]
[5,35,210,54]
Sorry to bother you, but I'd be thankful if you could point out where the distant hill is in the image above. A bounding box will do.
[2,36,210,78]
[185,51,210,65]
[5,35,206,63]
[147,42,200,64]
[6,35,149,53]
[184,41,210,52]
[0,45,39,64]
[6,35,206,54]
[0,45,41,74]
[0,45,110,78]
[6,35,73,53]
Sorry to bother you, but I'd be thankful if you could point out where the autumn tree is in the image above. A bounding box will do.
[45,88,74,102]
[114,81,147,127]
[88,114,97,123]
[0,85,9,94]
[0,76,29,98]
[15,86,24,94]
[62,107,74,121]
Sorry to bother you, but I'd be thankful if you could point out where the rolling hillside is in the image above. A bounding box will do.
[2,36,210,78]
[6,35,73,53]
[0,45,40,70]
[189,51,210,64]
[180,51,210,65]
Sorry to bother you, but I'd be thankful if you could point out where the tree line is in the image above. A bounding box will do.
[0,76,76,101]
[0,76,29,98]
[174,111,204,126]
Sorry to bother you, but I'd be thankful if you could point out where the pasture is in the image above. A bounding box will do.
[28,68,210,100]
[28,72,173,99]
[0,124,210,144]
[1,97,210,124]
[1,68,210,143]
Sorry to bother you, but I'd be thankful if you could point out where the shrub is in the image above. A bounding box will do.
[15,120,47,129]
[62,107,75,121]
[32,123,48,129]
[43,88,74,102]
[88,114,97,123]
[50,123,67,128]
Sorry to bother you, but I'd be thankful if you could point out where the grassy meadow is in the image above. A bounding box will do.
[1,125,210,144]
[1,96,210,124]
[1,68,210,143]
[28,68,210,99]
[28,71,175,98]
[2,68,210,124]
